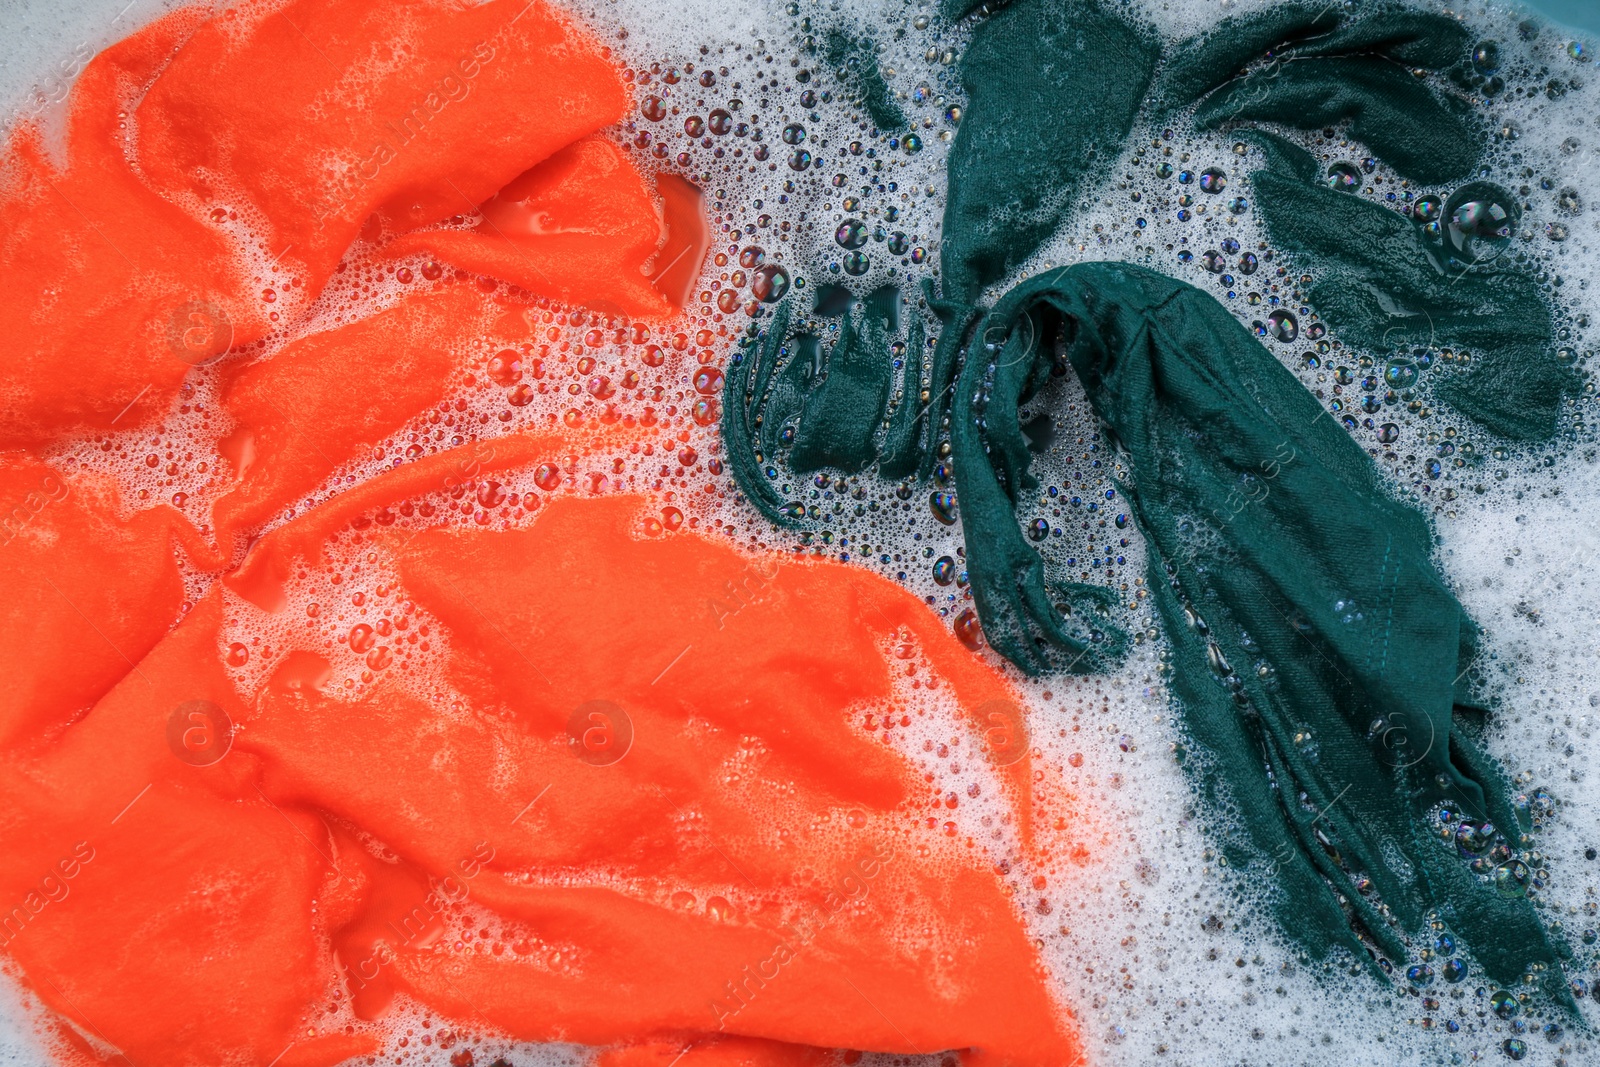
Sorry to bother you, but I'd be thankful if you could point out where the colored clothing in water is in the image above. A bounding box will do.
[0,1,1083,1065]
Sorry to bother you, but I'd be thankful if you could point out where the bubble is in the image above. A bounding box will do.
[1201,249,1226,273]
[929,491,957,525]
[1383,358,1419,390]
[640,95,666,121]
[738,246,765,269]
[1492,859,1531,898]
[1265,309,1298,343]
[708,108,733,135]
[1198,167,1227,193]
[1237,252,1257,275]
[1473,39,1500,73]
[888,232,910,255]
[781,122,806,145]
[1490,989,1519,1018]
[750,264,790,303]
[1444,183,1517,267]
[835,219,869,249]
[1324,162,1361,192]
[953,608,983,650]
[1442,958,1468,982]
[932,555,956,585]
[1413,194,1444,223]
[684,115,705,137]
[787,148,812,171]
[842,251,870,275]
[902,133,923,154]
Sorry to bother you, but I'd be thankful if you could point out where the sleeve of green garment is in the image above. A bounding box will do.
[1241,131,1576,442]
[939,0,1159,301]
[951,261,1571,1003]
[1161,5,1482,185]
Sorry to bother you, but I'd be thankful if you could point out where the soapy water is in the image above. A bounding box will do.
[2,0,1599,1064]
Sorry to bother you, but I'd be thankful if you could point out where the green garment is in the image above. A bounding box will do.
[722,0,1578,999]
[821,26,906,132]
[1241,131,1575,442]
[939,0,1159,301]
[952,260,1570,1000]
[1162,4,1482,185]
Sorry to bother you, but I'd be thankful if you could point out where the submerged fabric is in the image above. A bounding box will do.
[949,262,1569,998]
[1242,132,1575,441]
[931,0,1566,442]
[940,0,1158,302]
[0,0,642,448]
[720,0,1573,999]
[0,1,1084,1065]
[1161,3,1483,185]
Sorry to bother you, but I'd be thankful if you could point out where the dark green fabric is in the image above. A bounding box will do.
[822,26,906,132]
[940,0,1159,301]
[1243,131,1575,441]
[953,260,1570,998]
[725,287,929,517]
[1163,4,1481,185]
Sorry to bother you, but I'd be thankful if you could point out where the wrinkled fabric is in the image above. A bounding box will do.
[1161,3,1482,185]
[940,0,1158,302]
[0,1,1085,1065]
[950,261,1570,1001]
[1242,132,1575,441]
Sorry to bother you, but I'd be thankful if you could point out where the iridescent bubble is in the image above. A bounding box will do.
[1442,958,1468,983]
[1413,194,1444,223]
[1445,182,1517,267]
[1472,39,1500,74]
[888,231,910,255]
[1325,162,1361,192]
[1237,252,1258,275]
[842,250,870,276]
[787,148,812,171]
[1492,859,1531,898]
[1201,249,1226,273]
[932,555,956,585]
[781,123,806,145]
[1266,309,1298,342]
[1199,167,1227,193]
[835,219,869,249]
[930,491,957,525]
[738,246,765,269]
[708,108,733,135]
[1384,358,1419,390]
[1490,989,1520,1019]
[750,264,790,303]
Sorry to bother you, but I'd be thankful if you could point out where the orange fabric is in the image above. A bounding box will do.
[0,10,258,446]
[212,285,483,558]
[0,0,654,448]
[0,455,184,748]
[0,2,1087,1066]
[136,0,632,293]
[388,137,677,316]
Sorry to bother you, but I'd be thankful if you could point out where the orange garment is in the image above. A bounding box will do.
[0,0,663,448]
[0,1,1087,1065]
